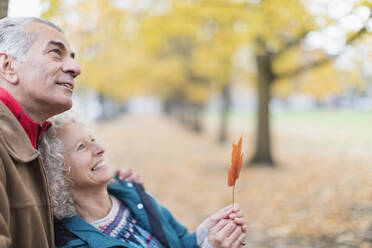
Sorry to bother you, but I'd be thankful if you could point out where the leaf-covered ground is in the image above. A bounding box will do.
[94,114,372,248]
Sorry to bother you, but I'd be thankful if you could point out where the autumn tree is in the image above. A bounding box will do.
[139,0,248,134]
[42,0,154,107]
[140,0,372,166]
[140,3,209,132]
[42,0,372,167]
[0,0,8,18]
[242,0,372,166]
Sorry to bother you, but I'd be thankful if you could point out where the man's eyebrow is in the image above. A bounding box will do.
[48,40,75,59]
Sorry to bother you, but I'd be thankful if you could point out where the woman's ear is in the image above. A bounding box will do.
[0,53,18,84]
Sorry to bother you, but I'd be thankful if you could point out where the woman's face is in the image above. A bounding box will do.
[58,122,114,189]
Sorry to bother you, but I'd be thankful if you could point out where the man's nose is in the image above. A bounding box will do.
[62,58,81,78]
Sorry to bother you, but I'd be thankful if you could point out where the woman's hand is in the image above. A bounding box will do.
[207,218,246,248]
[116,168,144,184]
[205,204,247,248]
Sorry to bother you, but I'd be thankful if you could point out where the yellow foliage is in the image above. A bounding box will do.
[272,78,293,98]
[42,0,371,103]
[185,84,211,105]
[298,64,340,100]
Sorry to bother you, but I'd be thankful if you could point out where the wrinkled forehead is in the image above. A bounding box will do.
[57,122,88,145]
[24,21,72,51]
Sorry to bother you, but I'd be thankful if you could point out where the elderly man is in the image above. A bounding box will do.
[0,17,140,248]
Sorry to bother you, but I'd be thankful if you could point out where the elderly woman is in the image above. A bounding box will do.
[39,112,247,248]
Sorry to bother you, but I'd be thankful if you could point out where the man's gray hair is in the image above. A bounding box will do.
[0,17,63,61]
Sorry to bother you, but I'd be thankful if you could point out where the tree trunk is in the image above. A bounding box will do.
[190,103,203,133]
[249,46,275,166]
[0,0,8,18]
[219,83,231,143]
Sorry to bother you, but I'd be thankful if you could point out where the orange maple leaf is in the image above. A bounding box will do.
[227,136,243,187]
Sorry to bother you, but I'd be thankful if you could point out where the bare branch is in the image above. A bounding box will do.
[276,20,370,79]
[273,31,310,59]
[276,55,335,79]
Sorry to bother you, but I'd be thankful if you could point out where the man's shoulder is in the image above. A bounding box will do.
[0,101,23,141]
[0,102,39,162]
[0,104,14,161]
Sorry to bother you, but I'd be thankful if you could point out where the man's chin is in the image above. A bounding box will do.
[50,100,73,116]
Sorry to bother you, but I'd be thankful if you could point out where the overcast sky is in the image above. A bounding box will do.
[8,0,42,17]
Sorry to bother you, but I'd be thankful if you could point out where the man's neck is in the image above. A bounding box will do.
[20,105,48,124]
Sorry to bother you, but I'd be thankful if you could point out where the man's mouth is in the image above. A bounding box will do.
[57,82,73,90]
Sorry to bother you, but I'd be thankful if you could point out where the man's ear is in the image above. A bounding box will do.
[0,53,18,84]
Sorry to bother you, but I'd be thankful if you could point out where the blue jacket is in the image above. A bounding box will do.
[55,180,198,248]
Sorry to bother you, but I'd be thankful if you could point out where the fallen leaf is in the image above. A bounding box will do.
[228,136,243,187]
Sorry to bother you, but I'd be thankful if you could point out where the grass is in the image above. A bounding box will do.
[206,109,372,130]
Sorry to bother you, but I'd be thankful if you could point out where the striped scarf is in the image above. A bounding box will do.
[91,195,163,248]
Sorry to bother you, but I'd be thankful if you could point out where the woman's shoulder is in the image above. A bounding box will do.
[54,218,87,247]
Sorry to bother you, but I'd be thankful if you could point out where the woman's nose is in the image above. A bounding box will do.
[93,143,105,156]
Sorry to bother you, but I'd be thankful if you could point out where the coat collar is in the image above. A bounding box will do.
[108,180,152,231]
[61,181,149,248]
[0,87,51,150]
[62,216,132,248]
[0,101,38,162]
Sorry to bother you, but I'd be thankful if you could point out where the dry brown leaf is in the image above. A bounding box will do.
[227,136,243,187]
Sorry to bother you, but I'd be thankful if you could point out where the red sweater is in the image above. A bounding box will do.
[0,87,51,149]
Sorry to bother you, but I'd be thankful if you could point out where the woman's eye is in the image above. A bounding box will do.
[77,143,85,151]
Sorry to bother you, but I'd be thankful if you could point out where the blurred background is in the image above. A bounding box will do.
[2,0,372,247]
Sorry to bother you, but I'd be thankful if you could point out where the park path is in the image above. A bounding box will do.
[93,113,372,247]
[94,114,235,227]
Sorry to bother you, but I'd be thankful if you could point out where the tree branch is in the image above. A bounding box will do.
[276,21,370,79]
[273,31,310,59]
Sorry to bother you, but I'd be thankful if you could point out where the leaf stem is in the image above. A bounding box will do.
[232,184,235,207]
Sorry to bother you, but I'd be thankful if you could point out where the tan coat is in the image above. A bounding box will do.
[0,102,54,248]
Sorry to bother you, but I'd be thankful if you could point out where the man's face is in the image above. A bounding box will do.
[14,21,81,118]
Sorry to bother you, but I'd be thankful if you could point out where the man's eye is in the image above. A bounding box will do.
[50,49,61,55]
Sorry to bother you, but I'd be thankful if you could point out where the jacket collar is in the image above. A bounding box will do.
[60,181,152,248]
[0,87,51,150]
[108,180,151,231]
[0,101,38,162]
[62,216,133,248]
